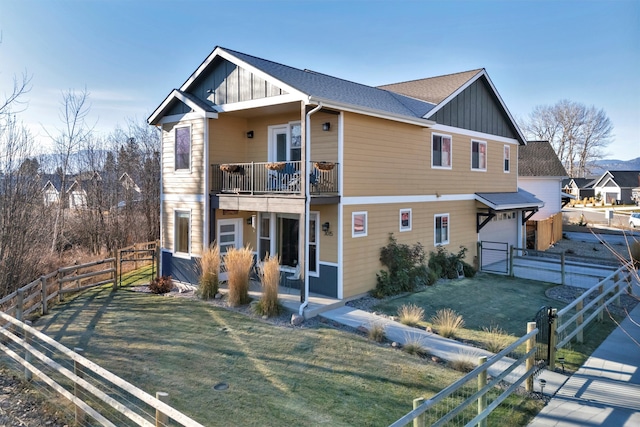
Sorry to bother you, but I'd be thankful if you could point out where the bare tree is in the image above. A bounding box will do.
[520,100,612,177]
[48,88,93,253]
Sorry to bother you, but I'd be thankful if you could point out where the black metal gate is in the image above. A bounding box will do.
[479,241,510,274]
[533,306,555,369]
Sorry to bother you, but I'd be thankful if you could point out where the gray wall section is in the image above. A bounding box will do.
[190,58,286,105]
[430,78,517,140]
[309,264,338,298]
[166,99,191,116]
[161,251,199,285]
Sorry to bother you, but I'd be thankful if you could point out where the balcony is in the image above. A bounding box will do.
[211,161,339,195]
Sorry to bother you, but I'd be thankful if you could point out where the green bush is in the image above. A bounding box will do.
[149,276,173,294]
[373,234,432,298]
[428,246,475,279]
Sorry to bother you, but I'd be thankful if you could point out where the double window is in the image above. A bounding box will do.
[432,133,452,168]
[434,213,449,246]
[471,140,487,171]
[175,126,191,170]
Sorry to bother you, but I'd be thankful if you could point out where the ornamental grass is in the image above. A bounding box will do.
[197,244,220,300]
[255,254,282,317]
[224,245,253,306]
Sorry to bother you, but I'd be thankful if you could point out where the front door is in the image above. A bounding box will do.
[278,215,299,268]
[269,122,301,162]
[217,218,243,278]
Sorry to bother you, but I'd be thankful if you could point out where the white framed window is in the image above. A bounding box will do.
[352,211,368,238]
[504,145,510,173]
[399,208,412,232]
[434,213,449,246]
[432,133,452,169]
[471,140,487,171]
[174,210,191,257]
[175,125,191,170]
[309,212,319,275]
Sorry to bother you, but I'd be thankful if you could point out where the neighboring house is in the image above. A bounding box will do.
[147,46,542,313]
[42,178,62,206]
[592,170,640,205]
[518,141,567,250]
[561,177,597,200]
[66,172,102,210]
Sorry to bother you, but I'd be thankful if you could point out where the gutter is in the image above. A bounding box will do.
[299,102,323,316]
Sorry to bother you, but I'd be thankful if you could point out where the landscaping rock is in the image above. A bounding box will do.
[214,293,223,299]
[357,325,369,334]
[426,326,433,333]
[291,314,304,326]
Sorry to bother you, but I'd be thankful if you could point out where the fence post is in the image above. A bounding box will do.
[40,276,48,316]
[597,283,604,321]
[134,243,139,271]
[74,347,85,424]
[412,397,425,427]
[58,270,65,303]
[24,320,32,381]
[526,321,536,392]
[477,356,488,427]
[112,249,118,292]
[576,300,584,343]
[560,251,566,286]
[16,288,24,322]
[155,240,161,278]
[156,391,169,427]
[477,242,482,272]
[548,309,557,371]
[509,246,515,277]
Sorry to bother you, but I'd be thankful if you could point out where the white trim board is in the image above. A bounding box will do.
[342,194,476,206]
[429,124,519,145]
[162,194,205,203]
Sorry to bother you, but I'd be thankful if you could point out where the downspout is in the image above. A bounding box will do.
[299,102,323,316]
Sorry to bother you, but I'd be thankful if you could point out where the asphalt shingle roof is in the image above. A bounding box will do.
[518,141,568,177]
[221,48,437,119]
[605,170,640,188]
[475,188,544,210]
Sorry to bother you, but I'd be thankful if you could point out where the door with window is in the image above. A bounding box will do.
[269,123,301,162]
[217,219,243,279]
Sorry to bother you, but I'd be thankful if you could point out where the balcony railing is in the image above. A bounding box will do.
[211,161,339,195]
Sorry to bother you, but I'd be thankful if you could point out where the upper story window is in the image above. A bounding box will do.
[504,145,511,173]
[175,126,191,170]
[432,133,452,169]
[434,213,449,246]
[471,140,487,171]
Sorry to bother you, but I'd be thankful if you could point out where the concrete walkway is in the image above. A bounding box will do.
[320,306,568,395]
[528,303,640,426]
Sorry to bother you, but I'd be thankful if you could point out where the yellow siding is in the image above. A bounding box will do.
[209,116,248,164]
[341,200,478,298]
[313,204,338,263]
[162,119,205,195]
[342,112,518,197]
[162,200,204,256]
[310,112,338,163]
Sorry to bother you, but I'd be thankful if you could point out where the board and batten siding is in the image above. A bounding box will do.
[342,113,517,198]
[341,200,478,298]
[162,200,204,257]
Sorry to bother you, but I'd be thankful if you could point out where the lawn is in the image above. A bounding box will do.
[372,273,621,371]
[28,267,543,426]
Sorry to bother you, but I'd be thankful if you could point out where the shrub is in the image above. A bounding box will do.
[254,254,282,317]
[373,234,431,297]
[428,246,475,279]
[197,244,220,300]
[368,323,386,343]
[448,350,480,372]
[149,276,172,294]
[397,303,424,327]
[431,308,465,338]
[482,325,512,353]
[402,333,427,357]
[224,246,254,306]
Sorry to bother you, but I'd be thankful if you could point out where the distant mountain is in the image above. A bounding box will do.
[589,157,640,176]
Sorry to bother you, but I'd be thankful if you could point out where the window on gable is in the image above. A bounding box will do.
[471,140,487,171]
[175,126,191,170]
[432,134,452,168]
[504,145,510,173]
[175,210,190,255]
[434,213,449,246]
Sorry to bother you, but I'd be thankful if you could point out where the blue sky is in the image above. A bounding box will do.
[1,0,638,160]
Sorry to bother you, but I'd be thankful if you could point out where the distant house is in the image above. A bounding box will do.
[561,177,597,200]
[592,170,640,205]
[518,141,568,250]
[42,177,62,206]
[66,172,103,210]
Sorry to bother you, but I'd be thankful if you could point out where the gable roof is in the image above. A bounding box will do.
[594,170,640,189]
[518,141,568,177]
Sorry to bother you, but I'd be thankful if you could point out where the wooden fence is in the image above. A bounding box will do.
[527,212,563,251]
[389,325,540,427]
[0,240,158,322]
[0,311,205,427]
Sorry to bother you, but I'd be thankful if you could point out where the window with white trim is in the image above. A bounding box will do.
[471,140,487,171]
[399,208,411,232]
[434,213,449,246]
[175,126,191,170]
[175,210,190,255]
[352,211,367,237]
[504,145,510,173]
[432,133,452,168]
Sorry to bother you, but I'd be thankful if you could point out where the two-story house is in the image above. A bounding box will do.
[148,47,542,315]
